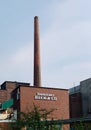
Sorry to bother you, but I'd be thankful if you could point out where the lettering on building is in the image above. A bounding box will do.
[34,92,57,101]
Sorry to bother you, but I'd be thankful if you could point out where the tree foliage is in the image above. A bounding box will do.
[10,104,58,130]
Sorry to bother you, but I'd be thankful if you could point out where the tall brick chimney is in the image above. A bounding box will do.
[34,16,41,87]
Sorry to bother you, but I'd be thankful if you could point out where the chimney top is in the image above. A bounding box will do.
[34,16,39,19]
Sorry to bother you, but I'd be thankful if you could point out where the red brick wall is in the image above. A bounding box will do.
[6,82,17,100]
[0,81,29,103]
[20,87,69,120]
[0,90,7,103]
[0,82,17,103]
[0,122,10,130]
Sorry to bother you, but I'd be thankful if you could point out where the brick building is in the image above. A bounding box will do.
[0,81,30,103]
[0,16,70,129]
[0,14,90,130]
[11,85,69,120]
[11,85,70,130]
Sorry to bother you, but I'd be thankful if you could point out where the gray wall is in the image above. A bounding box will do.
[80,78,91,117]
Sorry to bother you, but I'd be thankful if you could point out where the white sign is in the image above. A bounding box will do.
[34,92,57,101]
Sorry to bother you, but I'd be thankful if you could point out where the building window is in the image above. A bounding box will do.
[17,88,20,100]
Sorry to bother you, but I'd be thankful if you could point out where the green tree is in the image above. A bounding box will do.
[10,104,59,130]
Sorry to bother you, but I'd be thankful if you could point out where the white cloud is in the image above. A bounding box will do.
[11,43,33,65]
[41,20,91,64]
[40,0,91,88]
[42,61,91,88]
[0,43,33,85]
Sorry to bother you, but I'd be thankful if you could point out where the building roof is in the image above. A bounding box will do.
[11,85,68,94]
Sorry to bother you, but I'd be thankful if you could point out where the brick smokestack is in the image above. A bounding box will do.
[34,16,41,87]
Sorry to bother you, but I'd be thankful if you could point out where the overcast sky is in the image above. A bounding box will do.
[0,0,91,89]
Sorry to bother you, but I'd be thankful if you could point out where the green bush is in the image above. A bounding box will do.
[10,104,61,130]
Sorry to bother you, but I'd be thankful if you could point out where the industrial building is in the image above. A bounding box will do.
[69,78,91,118]
[0,16,70,130]
[0,16,91,129]
[11,84,69,120]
